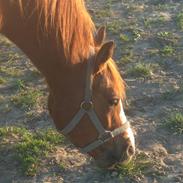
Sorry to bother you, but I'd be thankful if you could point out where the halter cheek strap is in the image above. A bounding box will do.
[60,54,130,153]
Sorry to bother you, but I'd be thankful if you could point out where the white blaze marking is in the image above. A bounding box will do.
[126,128,135,148]
[119,100,127,124]
[119,100,135,148]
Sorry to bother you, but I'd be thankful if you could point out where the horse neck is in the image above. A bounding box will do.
[0,1,80,92]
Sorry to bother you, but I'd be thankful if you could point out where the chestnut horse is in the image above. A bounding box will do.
[0,0,135,167]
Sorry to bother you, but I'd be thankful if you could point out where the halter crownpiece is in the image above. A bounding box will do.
[61,53,130,153]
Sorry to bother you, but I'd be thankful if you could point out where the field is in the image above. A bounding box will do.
[0,0,183,182]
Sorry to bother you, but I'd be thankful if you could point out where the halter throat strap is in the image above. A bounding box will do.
[61,54,130,153]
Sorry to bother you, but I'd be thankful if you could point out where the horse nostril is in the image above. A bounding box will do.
[127,145,135,157]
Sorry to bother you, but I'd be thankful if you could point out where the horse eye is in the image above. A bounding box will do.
[109,98,119,106]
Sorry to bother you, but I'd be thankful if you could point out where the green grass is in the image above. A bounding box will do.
[116,152,155,180]
[156,31,179,46]
[107,20,123,34]
[58,162,66,171]
[175,51,183,63]
[120,51,134,64]
[0,127,64,176]
[144,16,167,28]
[157,31,172,38]
[164,113,183,135]
[11,87,43,110]
[120,29,141,42]
[161,86,183,100]
[120,33,130,42]
[160,45,175,56]
[176,12,183,31]
[29,69,42,79]
[15,79,26,90]
[94,0,112,19]
[149,0,169,5]
[127,63,154,78]
[156,4,171,11]
[0,66,22,77]
[126,4,144,13]
[130,29,141,41]
[0,77,7,85]
[95,10,112,18]
[0,126,27,138]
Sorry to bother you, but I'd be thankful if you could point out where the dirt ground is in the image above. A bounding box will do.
[0,0,183,182]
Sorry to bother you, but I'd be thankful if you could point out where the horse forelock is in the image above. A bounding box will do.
[102,59,126,100]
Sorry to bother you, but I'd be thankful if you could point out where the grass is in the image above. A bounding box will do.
[0,66,22,77]
[156,4,171,11]
[4,104,12,113]
[95,10,112,18]
[157,31,178,41]
[107,20,123,34]
[161,86,183,100]
[164,112,183,135]
[120,29,141,42]
[175,51,183,63]
[126,4,144,13]
[144,16,167,28]
[58,162,66,171]
[0,126,64,176]
[129,29,141,41]
[94,0,112,19]
[160,45,175,56]
[176,12,183,30]
[157,31,172,38]
[15,79,26,90]
[119,50,134,64]
[126,63,154,78]
[11,87,43,111]
[29,69,42,79]
[120,33,130,42]
[0,77,7,85]
[0,126,27,138]
[116,152,156,180]
[150,0,166,5]
[156,31,179,46]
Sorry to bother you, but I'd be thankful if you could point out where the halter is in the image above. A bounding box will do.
[61,54,130,153]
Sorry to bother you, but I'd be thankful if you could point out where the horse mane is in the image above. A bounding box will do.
[0,0,125,97]
[8,0,96,64]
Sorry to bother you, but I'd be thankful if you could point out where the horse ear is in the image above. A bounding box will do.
[95,26,106,46]
[94,41,115,73]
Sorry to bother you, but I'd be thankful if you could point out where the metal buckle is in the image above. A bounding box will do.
[80,101,93,111]
[98,131,114,143]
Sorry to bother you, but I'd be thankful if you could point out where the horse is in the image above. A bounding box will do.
[0,0,135,168]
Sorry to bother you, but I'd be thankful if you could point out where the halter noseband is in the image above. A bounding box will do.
[61,54,130,153]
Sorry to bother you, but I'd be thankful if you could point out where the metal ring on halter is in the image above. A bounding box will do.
[80,101,93,111]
